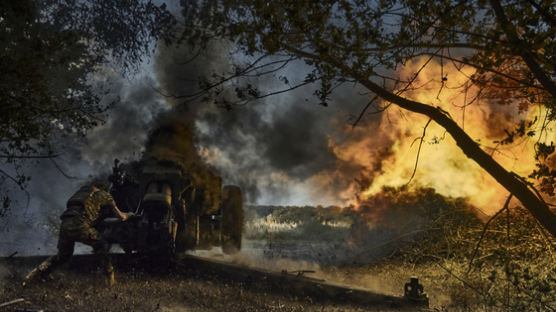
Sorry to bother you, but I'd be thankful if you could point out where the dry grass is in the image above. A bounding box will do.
[326,203,556,311]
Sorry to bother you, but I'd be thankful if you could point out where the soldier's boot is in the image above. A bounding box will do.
[107,270,116,287]
[104,262,115,287]
[23,256,55,286]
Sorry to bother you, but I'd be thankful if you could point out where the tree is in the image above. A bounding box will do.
[0,0,174,209]
[179,0,556,236]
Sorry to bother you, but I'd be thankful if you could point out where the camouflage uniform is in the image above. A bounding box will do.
[25,183,122,285]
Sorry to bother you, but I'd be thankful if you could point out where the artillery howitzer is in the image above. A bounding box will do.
[103,158,243,257]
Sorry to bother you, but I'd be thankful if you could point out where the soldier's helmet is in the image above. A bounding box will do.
[91,179,110,191]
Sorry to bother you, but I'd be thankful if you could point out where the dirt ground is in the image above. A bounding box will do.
[0,256,425,312]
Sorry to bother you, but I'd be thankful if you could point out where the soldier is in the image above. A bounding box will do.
[23,179,131,286]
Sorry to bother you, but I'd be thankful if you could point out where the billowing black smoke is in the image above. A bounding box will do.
[154,38,378,205]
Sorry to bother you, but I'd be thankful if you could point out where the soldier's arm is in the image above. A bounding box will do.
[111,202,129,221]
[98,191,129,221]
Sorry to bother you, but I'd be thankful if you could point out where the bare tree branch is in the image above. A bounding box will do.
[416,52,543,90]
[490,0,556,99]
[0,169,22,188]
[0,154,59,159]
[50,158,78,180]
[156,54,271,100]
[351,95,380,128]
[524,0,556,26]
[406,119,432,186]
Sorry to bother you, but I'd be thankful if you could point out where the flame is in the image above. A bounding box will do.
[331,57,555,214]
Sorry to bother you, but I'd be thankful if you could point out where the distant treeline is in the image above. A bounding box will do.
[245,205,356,225]
[243,187,485,261]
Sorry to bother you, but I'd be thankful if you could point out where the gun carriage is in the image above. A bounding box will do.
[104,159,243,257]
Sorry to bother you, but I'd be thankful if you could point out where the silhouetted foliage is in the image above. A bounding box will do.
[0,0,174,210]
